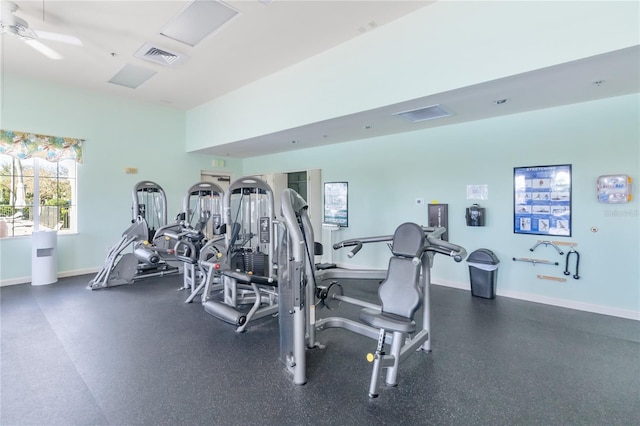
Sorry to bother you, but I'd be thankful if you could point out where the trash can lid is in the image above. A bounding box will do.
[466,248,500,265]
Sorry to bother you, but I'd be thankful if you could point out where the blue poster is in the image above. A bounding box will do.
[514,165,571,236]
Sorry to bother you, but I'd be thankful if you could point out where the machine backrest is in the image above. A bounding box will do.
[379,222,424,319]
[391,222,426,257]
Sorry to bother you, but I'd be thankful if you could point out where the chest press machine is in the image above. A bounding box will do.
[277,188,467,397]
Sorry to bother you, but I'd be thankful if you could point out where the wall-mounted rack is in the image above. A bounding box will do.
[537,275,567,282]
[550,240,577,248]
[513,257,559,266]
[530,240,564,255]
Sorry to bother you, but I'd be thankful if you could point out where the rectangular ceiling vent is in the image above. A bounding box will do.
[134,43,188,67]
[393,104,452,123]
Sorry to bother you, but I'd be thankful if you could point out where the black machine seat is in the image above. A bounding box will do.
[359,223,424,332]
[359,307,416,333]
[358,222,427,398]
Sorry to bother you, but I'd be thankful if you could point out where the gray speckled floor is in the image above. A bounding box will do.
[1,274,639,425]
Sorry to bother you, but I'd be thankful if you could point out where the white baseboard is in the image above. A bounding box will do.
[0,267,101,287]
[432,278,640,321]
[497,289,640,321]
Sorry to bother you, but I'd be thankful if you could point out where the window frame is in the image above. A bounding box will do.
[0,155,78,238]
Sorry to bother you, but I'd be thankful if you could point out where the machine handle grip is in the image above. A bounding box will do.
[333,240,358,250]
[348,242,363,258]
[415,244,467,263]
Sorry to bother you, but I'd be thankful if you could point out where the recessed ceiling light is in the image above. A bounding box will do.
[108,64,157,89]
[394,105,452,122]
[160,0,239,47]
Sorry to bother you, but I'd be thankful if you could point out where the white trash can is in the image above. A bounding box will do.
[32,230,58,286]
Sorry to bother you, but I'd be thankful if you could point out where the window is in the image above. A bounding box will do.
[0,130,82,238]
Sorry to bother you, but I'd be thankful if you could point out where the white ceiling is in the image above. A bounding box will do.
[2,0,639,158]
[2,0,432,109]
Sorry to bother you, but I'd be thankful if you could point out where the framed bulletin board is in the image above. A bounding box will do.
[323,182,348,227]
[514,164,572,236]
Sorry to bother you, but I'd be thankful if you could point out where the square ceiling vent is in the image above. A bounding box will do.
[393,104,452,122]
[134,43,188,67]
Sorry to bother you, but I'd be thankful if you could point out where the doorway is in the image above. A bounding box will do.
[200,172,232,192]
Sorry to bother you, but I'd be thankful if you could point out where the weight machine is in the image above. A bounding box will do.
[277,189,467,397]
[198,177,279,332]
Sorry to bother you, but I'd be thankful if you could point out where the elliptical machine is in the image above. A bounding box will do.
[88,181,175,289]
[88,181,224,290]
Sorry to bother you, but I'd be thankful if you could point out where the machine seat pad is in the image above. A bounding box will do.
[360,308,416,333]
[222,270,278,287]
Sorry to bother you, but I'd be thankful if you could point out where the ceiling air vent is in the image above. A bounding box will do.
[134,42,188,67]
[393,104,452,123]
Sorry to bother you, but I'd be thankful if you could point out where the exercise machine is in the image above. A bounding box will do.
[133,180,167,240]
[152,182,226,299]
[88,181,174,289]
[88,181,223,290]
[277,189,466,396]
[199,176,279,332]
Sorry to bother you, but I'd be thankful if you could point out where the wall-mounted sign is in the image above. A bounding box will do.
[323,182,348,227]
[428,203,449,241]
[514,164,572,236]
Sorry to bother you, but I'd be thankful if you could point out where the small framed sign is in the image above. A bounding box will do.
[323,182,348,227]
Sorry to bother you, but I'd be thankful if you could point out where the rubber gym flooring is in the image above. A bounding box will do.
[1,273,639,425]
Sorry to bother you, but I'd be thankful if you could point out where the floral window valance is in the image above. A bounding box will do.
[0,129,83,164]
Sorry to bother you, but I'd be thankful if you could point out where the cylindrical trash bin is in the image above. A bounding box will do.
[467,248,499,299]
[32,230,58,286]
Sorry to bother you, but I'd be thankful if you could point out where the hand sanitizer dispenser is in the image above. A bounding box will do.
[466,204,485,227]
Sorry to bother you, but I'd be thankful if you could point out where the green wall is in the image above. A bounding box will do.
[0,74,241,283]
[186,0,639,151]
[184,0,639,318]
[242,94,640,317]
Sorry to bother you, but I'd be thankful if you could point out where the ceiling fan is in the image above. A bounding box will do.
[0,1,82,60]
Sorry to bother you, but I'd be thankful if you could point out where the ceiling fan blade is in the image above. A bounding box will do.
[33,30,82,46]
[23,38,63,60]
